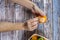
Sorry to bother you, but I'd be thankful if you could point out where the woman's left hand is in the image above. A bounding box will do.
[26,17,38,31]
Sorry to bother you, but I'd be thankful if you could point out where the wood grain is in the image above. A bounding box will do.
[0,0,55,40]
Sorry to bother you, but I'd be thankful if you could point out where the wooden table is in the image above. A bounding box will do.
[0,0,53,40]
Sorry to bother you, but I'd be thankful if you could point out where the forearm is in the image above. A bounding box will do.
[0,17,39,32]
[11,0,35,10]
[0,22,26,32]
[11,0,45,16]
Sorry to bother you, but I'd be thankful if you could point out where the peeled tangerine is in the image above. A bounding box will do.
[38,16,47,23]
[31,35,37,40]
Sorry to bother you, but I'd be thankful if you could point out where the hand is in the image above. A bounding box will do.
[31,4,45,16]
[26,17,38,31]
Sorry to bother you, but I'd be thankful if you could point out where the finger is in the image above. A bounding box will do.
[27,21,38,31]
[32,17,38,22]
[33,5,46,16]
[31,22,38,26]
[31,9,35,14]
[28,25,38,31]
[39,10,46,16]
[32,24,38,30]
[27,19,38,28]
[31,22,38,28]
[27,17,38,23]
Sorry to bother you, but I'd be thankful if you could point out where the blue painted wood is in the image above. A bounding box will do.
[56,0,60,40]
[53,0,58,40]
[1,0,59,40]
[43,0,53,40]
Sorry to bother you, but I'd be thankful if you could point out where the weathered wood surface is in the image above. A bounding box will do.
[44,0,53,40]
[54,0,60,40]
[57,0,60,40]
[0,0,55,40]
[0,0,24,40]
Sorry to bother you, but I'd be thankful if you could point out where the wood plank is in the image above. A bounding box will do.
[53,0,58,40]
[57,0,60,40]
[0,0,55,40]
[0,0,9,40]
[44,0,53,40]
[14,3,25,40]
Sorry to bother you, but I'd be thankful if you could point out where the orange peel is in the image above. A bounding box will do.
[38,16,47,23]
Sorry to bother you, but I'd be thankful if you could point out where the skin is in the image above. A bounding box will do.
[11,0,45,16]
[0,17,38,32]
[0,0,46,32]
